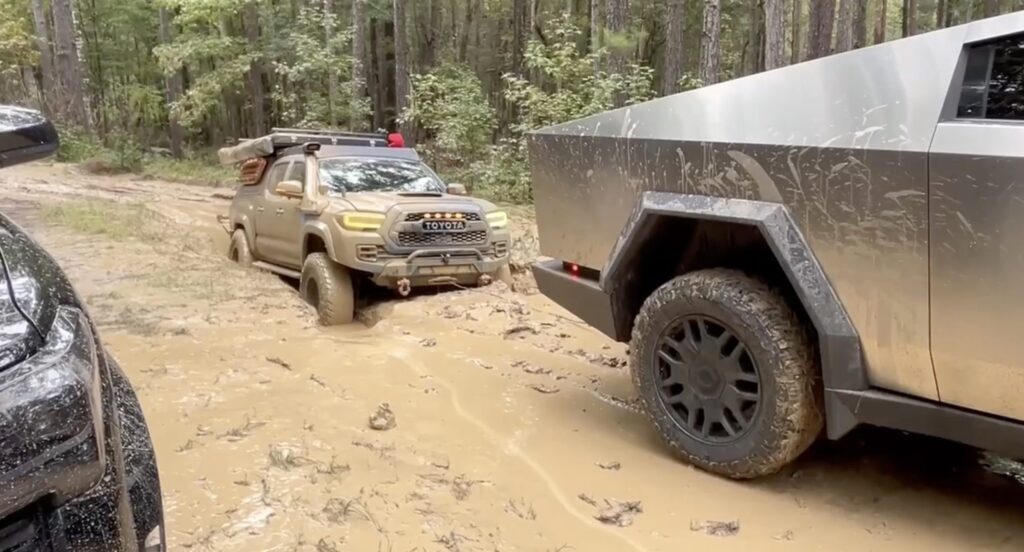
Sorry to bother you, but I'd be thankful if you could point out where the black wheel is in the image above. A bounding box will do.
[300,253,355,325]
[631,268,822,479]
[228,229,253,267]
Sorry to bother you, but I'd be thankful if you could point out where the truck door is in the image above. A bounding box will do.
[262,158,305,269]
[254,160,290,260]
[929,31,1024,422]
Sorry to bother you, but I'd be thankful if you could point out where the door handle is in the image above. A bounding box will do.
[275,208,285,215]
[255,206,264,213]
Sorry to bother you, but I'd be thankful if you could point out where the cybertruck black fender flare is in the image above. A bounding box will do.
[600,192,866,438]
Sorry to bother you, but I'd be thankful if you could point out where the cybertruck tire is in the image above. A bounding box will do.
[228,229,253,267]
[300,253,355,325]
[630,269,822,479]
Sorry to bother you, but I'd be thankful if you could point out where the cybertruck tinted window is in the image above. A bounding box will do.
[958,33,1024,120]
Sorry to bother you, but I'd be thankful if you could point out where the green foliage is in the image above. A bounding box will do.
[140,155,234,186]
[56,128,104,163]
[0,0,35,84]
[403,65,496,185]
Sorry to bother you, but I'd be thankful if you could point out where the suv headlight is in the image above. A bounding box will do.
[339,212,386,232]
[486,211,508,230]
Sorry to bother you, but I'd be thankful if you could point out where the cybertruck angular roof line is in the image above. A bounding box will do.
[532,11,1024,153]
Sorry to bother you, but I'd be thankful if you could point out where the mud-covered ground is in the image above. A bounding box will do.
[3,162,1024,551]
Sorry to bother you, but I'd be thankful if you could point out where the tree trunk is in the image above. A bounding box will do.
[158,7,184,158]
[352,0,367,126]
[875,0,887,43]
[853,0,868,47]
[745,0,765,75]
[835,0,854,53]
[984,0,999,17]
[512,0,529,74]
[805,0,835,60]
[51,0,90,128]
[903,0,918,36]
[765,0,785,70]
[661,0,685,94]
[459,0,473,63]
[699,0,721,85]
[371,18,389,130]
[393,0,410,135]
[591,0,603,52]
[323,0,337,127]
[29,0,57,115]
[605,0,630,75]
[790,0,801,65]
[243,1,266,135]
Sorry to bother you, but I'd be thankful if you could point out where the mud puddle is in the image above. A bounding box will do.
[4,162,1024,551]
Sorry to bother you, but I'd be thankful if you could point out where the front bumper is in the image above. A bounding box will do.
[369,248,508,287]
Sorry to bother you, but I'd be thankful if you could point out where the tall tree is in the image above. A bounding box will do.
[661,0,685,94]
[790,0,801,65]
[352,0,367,121]
[853,0,868,48]
[606,0,630,75]
[158,7,184,158]
[243,1,266,135]
[765,0,785,69]
[835,0,854,53]
[937,0,948,28]
[323,0,337,127]
[393,0,410,135]
[699,0,721,85]
[806,0,835,60]
[29,0,56,114]
[51,0,89,128]
[875,0,887,43]
[744,0,765,75]
[984,0,1000,17]
[591,0,603,51]
[903,0,918,36]
[512,0,529,74]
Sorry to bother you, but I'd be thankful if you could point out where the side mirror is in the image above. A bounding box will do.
[275,179,304,198]
[0,106,59,168]
[446,183,468,196]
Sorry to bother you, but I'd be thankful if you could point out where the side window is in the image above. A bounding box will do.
[285,159,306,185]
[265,161,289,189]
[958,33,1024,120]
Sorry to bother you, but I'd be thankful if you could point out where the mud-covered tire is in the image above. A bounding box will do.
[228,229,253,267]
[300,253,355,325]
[631,268,822,479]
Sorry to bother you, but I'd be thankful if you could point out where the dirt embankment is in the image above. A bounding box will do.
[3,162,1024,552]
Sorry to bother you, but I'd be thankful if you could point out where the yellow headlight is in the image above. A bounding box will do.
[340,212,386,232]
[486,211,508,230]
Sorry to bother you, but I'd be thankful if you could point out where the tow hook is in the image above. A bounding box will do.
[478,274,493,287]
[397,278,412,297]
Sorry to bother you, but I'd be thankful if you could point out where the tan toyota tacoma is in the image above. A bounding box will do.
[219,129,511,325]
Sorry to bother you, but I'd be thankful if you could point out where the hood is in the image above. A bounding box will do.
[0,214,77,368]
[339,191,496,213]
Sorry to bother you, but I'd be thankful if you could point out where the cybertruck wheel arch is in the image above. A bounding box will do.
[600,192,866,437]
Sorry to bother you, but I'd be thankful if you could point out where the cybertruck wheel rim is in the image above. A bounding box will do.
[654,315,762,445]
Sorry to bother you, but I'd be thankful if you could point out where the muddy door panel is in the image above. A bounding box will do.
[930,121,1024,421]
[255,161,291,262]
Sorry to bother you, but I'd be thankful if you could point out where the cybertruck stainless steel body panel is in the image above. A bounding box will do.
[529,11,1024,409]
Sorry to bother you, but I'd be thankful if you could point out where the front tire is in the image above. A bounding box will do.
[630,269,822,479]
[300,253,355,325]
[228,229,253,267]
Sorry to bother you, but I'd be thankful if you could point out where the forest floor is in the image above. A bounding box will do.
[3,162,1024,551]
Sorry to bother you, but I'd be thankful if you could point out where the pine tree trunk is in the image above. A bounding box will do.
[765,0,785,70]
[806,0,835,60]
[699,0,721,85]
[512,0,529,74]
[459,0,473,63]
[393,0,410,136]
[51,0,90,128]
[158,7,184,158]
[745,0,765,75]
[591,0,603,52]
[903,0,918,36]
[29,0,57,115]
[661,0,685,94]
[244,1,266,135]
[605,0,629,75]
[853,0,868,47]
[323,0,337,127]
[984,0,999,17]
[352,0,367,126]
[790,0,801,65]
[371,19,389,130]
[875,0,887,43]
[835,0,854,53]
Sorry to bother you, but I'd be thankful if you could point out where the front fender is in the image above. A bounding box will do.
[302,221,338,262]
[601,192,866,438]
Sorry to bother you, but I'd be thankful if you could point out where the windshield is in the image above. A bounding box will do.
[318,158,445,194]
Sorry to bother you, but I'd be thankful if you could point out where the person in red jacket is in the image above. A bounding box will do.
[387,131,405,148]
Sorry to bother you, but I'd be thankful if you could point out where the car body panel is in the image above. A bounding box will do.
[528,12,1024,417]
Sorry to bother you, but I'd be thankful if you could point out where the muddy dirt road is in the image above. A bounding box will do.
[3,162,1024,551]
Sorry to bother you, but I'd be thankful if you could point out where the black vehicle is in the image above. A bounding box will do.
[0,106,164,550]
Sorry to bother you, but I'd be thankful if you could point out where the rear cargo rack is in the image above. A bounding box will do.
[217,128,390,165]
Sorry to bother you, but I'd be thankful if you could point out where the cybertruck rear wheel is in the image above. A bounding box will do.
[301,253,355,325]
[631,269,822,479]
[228,229,253,268]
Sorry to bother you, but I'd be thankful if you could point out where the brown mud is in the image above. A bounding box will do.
[3,162,1024,551]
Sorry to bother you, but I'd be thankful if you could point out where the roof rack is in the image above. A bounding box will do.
[217,128,390,165]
